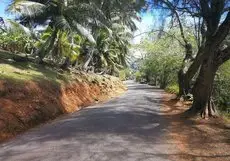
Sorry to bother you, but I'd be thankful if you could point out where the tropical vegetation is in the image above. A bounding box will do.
[1,0,145,74]
[134,0,230,118]
[1,0,230,119]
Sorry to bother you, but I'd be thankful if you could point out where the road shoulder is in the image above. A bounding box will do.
[161,93,230,161]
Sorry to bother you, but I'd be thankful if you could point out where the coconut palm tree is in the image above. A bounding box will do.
[83,22,133,74]
[7,0,106,62]
[0,17,34,53]
[7,0,144,71]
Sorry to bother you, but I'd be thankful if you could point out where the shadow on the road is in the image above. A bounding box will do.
[6,96,167,143]
[1,82,230,161]
[0,83,172,160]
[127,83,161,91]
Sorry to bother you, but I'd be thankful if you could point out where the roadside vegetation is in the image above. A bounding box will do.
[0,59,125,142]
[1,0,230,141]
[134,0,230,118]
[1,1,230,159]
[0,0,143,141]
[1,0,144,75]
[0,48,126,142]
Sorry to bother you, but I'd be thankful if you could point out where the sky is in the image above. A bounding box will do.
[0,0,11,18]
[132,12,154,44]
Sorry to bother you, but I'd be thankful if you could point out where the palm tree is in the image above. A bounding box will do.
[83,22,133,75]
[0,17,34,53]
[7,0,144,71]
[7,0,106,62]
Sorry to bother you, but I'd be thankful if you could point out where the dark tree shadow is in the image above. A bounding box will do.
[0,81,230,161]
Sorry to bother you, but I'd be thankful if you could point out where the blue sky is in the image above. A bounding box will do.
[0,0,11,18]
[133,12,154,44]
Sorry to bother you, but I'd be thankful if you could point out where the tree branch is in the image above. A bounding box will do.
[162,0,188,45]
[200,0,211,31]
[213,11,230,44]
[133,29,185,46]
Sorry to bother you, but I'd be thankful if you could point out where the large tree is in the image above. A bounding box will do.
[149,0,230,117]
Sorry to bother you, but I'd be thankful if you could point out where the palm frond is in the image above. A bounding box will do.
[7,1,46,18]
[74,22,96,45]
[4,19,31,35]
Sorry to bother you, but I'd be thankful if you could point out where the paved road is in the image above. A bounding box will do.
[0,81,178,161]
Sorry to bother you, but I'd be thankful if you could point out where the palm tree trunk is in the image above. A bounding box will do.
[83,51,94,70]
[60,57,71,70]
[37,29,58,63]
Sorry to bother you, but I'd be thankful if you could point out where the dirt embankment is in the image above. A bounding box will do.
[0,73,126,142]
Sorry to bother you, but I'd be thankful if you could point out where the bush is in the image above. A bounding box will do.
[214,61,230,112]
[135,71,142,82]
[136,35,184,88]
[165,84,179,95]
[119,69,131,81]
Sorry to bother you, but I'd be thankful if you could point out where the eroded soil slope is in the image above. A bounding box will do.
[0,64,126,142]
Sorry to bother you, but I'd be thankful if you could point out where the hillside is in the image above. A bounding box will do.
[0,53,126,142]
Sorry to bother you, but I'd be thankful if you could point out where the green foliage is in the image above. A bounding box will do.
[119,68,131,81]
[91,26,132,74]
[35,27,82,64]
[0,20,34,54]
[1,0,143,74]
[165,84,179,94]
[137,34,184,88]
[135,71,143,82]
[214,61,230,112]
[0,58,69,84]
[0,33,34,53]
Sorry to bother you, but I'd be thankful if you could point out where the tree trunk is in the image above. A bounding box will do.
[37,29,58,63]
[178,70,190,96]
[178,43,193,97]
[186,55,218,118]
[60,57,71,70]
[183,34,230,96]
[146,73,150,83]
[160,74,167,89]
[83,51,93,70]
[178,70,184,96]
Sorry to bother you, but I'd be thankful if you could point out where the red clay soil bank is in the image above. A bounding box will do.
[0,75,126,142]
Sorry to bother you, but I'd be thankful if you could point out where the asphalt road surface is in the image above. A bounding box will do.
[0,81,179,161]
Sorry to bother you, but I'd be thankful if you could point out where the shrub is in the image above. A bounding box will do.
[119,69,131,81]
[214,61,230,112]
[135,71,142,82]
[165,84,179,95]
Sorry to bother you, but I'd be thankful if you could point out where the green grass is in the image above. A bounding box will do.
[0,51,71,84]
[0,50,117,86]
[165,84,179,95]
[220,111,230,123]
[0,49,16,60]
